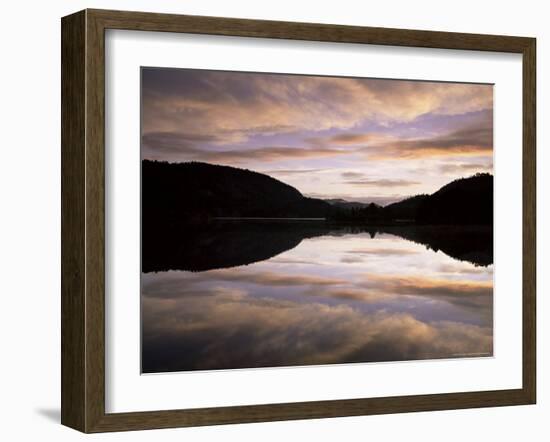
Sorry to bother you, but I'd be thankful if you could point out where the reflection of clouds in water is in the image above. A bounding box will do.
[364,274,492,297]
[142,233,493,372]
[300,274,493,324]
[142,282,492,372]
[338,245,420,264]
[204,269,346,287]
[345,247,420,256]
[269,257,318,265]
[437,262,494,275]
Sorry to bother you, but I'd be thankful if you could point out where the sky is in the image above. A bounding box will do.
[141,68,493,205]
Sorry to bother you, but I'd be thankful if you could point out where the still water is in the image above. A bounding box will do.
[141,223,493,373]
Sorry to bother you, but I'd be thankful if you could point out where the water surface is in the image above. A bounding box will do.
[142,223,493,373]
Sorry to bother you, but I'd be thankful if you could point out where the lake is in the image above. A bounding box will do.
[141,222,493,373]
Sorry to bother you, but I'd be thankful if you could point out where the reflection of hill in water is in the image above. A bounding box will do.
[380,225,493,267]
[142,221,493,273]
[143,221,324,273]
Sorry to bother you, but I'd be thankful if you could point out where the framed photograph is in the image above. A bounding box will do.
[61,9,536,433]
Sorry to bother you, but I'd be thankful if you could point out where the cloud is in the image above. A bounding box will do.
[142,68,493,156]
[303,112,493,161]
[364,122,493,160]
[142,131,348,163]
[305,192,404,206]
[340,256,365,264]
[141,132,224,158]
[204,147,345,163]
[330,133,388,144]
[439,162,494,174]
[308,133,393,146]
[344,178,421,187]
[262,168,327,176]
[335,171,421,189]
[340,171,364,179]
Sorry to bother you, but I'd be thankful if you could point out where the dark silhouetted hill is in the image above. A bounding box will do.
[329,202,386,223]
[142,162,493,272]
[416,173,493,225]
[142,161,493,228]
[142,161,334,228]
[143,220,336,273]
[143,222,492,273]
[333,174,493,225]
[384,195,429,221]
[325,199,371,210]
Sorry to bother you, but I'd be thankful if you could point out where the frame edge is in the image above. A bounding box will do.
[61,9,87,433]
[522,37,536,405]
[60,8,537,433]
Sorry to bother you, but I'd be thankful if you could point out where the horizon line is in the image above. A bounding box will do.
[142,159,493,208]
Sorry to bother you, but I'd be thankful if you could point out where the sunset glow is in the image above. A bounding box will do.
[142,68,493,205]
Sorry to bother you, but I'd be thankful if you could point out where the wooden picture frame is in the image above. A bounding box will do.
[61,8,536,433]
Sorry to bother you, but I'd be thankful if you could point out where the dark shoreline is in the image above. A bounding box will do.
[142,220,493,273]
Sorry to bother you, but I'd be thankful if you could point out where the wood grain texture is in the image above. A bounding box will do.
[89,8,532,52]
[61,10,86,432]
[84,10,107,433]
[522,38,537,403]
[90,389,532,433]
[61,8,537,433]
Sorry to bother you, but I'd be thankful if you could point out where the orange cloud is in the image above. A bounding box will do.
[142,132,348,163]
[308,132,394,146]
[301,120,493,162]
[142,69,493,149]
[367,122,493,159]
[343,178,421,187]
[440,162,493,174]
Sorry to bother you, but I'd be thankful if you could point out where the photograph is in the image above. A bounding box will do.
[140,68,494,373]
